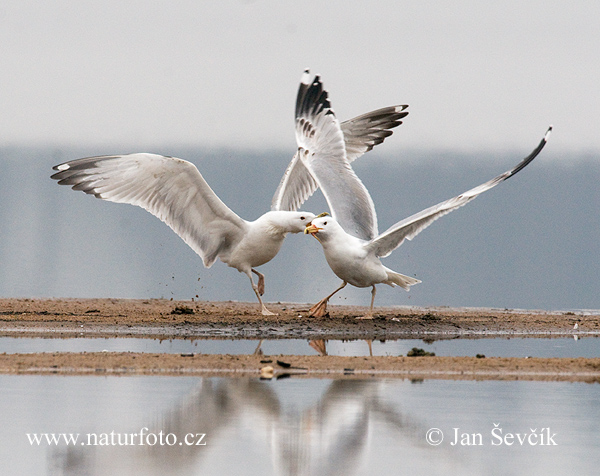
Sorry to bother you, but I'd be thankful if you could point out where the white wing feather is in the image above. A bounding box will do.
[294,72,379,241]
[366,126,552,258]
[51,154,247,267]
[271,104,408,212]
[271,150,318,212]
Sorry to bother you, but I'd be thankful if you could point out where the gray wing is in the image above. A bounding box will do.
[342,105,408,162]
[366,126,552,258]
[271,105,408,212]
[51,154,247,267]
[294,70,378,240]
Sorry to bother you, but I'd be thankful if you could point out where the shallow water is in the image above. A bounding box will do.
[0,335,597,358]
[3,335,598,474]
[1,375,598,476]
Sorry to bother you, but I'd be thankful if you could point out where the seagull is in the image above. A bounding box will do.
[51,71,408,315]
[299,75,552,318]
[272,78,408,212]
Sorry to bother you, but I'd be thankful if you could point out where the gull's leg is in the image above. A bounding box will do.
[309,281,347,317]
[247,272,276,316]
[356,285,376,320]
[252,269,266,296]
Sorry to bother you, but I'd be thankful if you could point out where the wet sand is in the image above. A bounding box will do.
[1,298,598,381]
[1,352,599,382]
[1,297,596,338]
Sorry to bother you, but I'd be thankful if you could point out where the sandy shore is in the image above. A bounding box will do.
[2,352,599,382]
[1,298,598,381]
[1,297,597,338]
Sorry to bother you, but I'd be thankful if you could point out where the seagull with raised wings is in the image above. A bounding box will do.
[298,73,552,318]
[51,71,408,315]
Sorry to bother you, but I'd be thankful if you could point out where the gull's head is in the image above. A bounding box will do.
[284,211,316,233]
[261,211,316,234]
[304,213,332,242]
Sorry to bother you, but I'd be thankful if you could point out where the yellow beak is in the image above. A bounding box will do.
[304,223,321,235]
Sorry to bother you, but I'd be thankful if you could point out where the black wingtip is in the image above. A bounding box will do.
[295,71,334,120]
[506,126,552,179]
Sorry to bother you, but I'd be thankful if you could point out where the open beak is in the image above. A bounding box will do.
[304,223,321,235]
[304,223,322,242]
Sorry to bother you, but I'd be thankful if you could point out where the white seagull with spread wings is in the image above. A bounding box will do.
[51,71,408,315]
[298,73,552,318]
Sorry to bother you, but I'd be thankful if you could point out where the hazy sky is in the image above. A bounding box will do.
[1,1,598,155]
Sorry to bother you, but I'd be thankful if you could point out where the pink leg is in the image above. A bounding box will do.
[247,271,276,316]
[309,281,347,317]
[252,269,265,295]
[355,285,376,320]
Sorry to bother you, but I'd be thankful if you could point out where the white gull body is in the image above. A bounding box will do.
[51,71,408,315]
[298,73,552,317]
[52,155,313,315]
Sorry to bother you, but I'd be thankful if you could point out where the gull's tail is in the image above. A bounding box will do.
[384,267,421,291]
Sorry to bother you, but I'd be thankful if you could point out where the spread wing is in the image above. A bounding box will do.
[271,150,318,212]
[271,104,408,212]
[51,154,247,267]
[292,70,378,240]
[342,105,408,162]
[366,126,552,258]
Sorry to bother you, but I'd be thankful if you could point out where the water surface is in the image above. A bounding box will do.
[1,375,598,475]
[1,335,596,358]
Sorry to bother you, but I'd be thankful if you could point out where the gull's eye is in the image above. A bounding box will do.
[300,216,305,220]
[323,221,328,225]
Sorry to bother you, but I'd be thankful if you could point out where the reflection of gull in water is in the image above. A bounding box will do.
[309,339,329,356]
[301,72,552,317]
[51,70,406,315]
[264,380,423,476]
[145,378,384,476]
[309,339,374,357]
[52,378,438,476]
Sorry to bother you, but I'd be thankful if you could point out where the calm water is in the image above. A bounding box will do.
[0,335,597,358]
[1,375,598,475]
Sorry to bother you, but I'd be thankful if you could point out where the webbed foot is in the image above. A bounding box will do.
[309,299,329,317]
